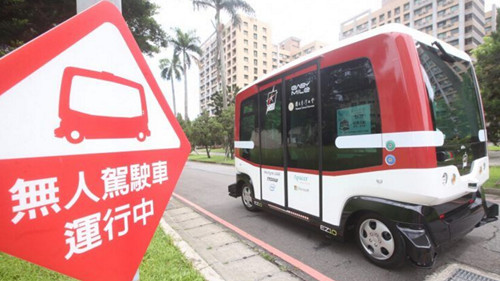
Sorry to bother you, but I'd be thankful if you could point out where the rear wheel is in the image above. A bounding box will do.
[356,213,406,268]
[66,130,83,144]
[241,183,258,212]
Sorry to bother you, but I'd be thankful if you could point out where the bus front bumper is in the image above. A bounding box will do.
[400,194,498,268]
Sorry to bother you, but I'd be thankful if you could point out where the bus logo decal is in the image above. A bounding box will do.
[54,67,150,144]
[266,86,277,114]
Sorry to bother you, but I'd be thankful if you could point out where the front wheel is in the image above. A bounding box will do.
[356,213,406,268]
[241,183,259,212]
[66,130,83,144]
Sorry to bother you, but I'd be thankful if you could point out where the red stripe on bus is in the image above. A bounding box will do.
[172,193,336,281]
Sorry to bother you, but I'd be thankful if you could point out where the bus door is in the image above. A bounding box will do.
[284,63,321,217]
[259,79,285,206]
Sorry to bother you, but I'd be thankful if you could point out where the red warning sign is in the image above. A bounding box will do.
[0,2,190,281]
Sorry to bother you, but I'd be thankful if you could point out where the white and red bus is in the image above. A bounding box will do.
[228,24,498,268]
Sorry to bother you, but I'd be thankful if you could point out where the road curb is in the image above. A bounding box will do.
[485,188,500,196]
[159,218,224,281]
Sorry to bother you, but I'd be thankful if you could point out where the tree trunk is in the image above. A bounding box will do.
[205,145,211,158]
[170,75,177,116]
[215,13,228,110]
[183,52,188,121]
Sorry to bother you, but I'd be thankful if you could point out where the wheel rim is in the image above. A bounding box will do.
[359,218,395,260]
[242,186,253,208]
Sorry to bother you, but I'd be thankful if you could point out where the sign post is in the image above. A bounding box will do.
[0,2,190,281]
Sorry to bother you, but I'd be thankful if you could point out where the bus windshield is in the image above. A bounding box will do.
[418,42,486,173]
[69,75,143,118]
[418,43,484,144]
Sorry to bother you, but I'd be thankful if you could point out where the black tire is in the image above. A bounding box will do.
[241,183,259,212]
[66,130,83,144]
[355,213,406,268]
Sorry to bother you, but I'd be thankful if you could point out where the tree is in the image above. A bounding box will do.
[159,55,183,116]
[208,84,239,116]
[218,105,235,159]
[0,0,167,57]
[192,0,254,110]
[170,28,202,120]
[190,112,223,158]
[176,113,193,149]
[473,8,500,144]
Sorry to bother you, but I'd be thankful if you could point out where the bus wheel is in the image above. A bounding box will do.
[356,213,405,268]
[67,130,83,144]
[241,183,258,212]
[137,131,146,142]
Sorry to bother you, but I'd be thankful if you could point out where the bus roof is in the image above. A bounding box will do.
[237,23,471,95]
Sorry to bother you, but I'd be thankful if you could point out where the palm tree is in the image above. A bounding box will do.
[192,0,254,110]
[170,28,203,120]
[159,54,183,116]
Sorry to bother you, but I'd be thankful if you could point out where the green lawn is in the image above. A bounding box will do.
[485,166,500,189]
[488,145,500,151]
[189,153,234,165]
[0,227,204,281]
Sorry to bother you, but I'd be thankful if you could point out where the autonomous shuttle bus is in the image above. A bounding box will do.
[228,24,498,268]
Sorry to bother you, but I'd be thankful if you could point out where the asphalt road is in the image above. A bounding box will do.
[174,161,500,281]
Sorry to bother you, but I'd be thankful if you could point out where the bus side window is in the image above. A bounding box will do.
[260,84,283,167]
[321,58,382,171]
[240,96,260,163]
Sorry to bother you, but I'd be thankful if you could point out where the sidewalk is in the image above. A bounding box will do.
[162,197,305,281]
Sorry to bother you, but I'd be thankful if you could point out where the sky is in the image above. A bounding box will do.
[145,0,500,120]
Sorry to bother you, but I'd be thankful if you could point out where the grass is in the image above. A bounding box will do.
[485,166,500,189]
[488,145,500,151]
[189,153,234,165]
[0,227,204,281]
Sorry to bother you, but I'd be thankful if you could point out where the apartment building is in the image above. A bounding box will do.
[199,16,326,114]
[485,5,497,35]
[340,0,486,53]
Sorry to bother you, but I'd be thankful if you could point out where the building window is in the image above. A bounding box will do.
[263,52,267,57]
[254,50,258,56]
[395,7,401,15]
[244,30,248,36]
[371,18,376,25]
[253,24,257,31]
[244,57,249,62]
[254,68,258,74]
[263,44,267,49]
[263,61,267,66]
[244,48,248,54]
[404,3,410,11]
[388,11,391,18]
[243,22,248,28]
[395,17,401,23]
[244,39,248,45]
[263,35,267,41]
[254,76,258,80]
[254,59,258,65]
[253,33,258,39]
[379,14,385,21]
[253,42,257,48]
[262,27,267,33]
[244,74,249,79]
[404,13,410,21]
[244,66,249,71]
